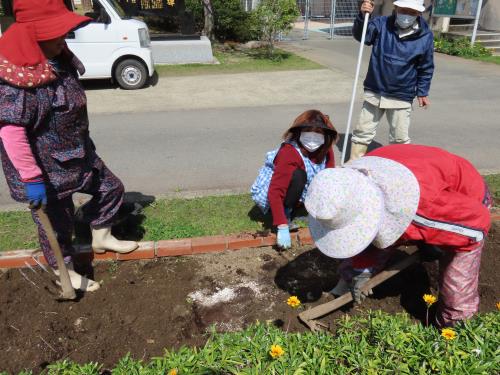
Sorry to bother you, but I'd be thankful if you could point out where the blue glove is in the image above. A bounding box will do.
[24,180,47,209]
[277,225,291,249]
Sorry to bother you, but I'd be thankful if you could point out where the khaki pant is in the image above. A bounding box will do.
[351,100,412,145]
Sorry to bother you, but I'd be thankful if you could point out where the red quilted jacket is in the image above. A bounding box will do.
[368,144,491,253]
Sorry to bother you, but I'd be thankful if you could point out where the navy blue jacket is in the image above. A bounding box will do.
[353,13,434,102]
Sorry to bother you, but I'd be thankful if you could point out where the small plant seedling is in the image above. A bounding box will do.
[107,262,118,275]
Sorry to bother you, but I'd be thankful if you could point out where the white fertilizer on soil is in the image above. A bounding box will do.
[189,281,263,307]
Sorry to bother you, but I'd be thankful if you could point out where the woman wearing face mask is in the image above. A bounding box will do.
[348,0,434,161]
[251,110,338,249]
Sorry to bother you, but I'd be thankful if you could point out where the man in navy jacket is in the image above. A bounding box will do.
[349,0,434,160]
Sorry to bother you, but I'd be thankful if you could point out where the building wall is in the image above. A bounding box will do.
[480,0,500,31]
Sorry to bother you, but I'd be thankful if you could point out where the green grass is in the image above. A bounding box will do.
[434,36,500,66]
[155,46,323,77]
[468,55,500,65]
[141,194,269,240]
[0,194,271,252]
[0,211,38,251]
[485,174,500,203]
[5,311,499,374]
[1,174,498,252]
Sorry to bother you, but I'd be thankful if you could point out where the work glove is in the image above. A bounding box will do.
[24,180,47,209]
[277,225,291,249]
[350,269,372,304]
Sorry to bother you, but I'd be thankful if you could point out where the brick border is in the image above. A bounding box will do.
[0,228,313,270]
[1,210,499,270]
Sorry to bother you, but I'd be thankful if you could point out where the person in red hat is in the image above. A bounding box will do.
[0,0,139,291]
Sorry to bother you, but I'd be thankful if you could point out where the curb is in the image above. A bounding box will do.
[0,228,314,270]
[1,210,499,270]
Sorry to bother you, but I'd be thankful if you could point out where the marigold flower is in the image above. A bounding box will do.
[287,296,301,308]
[496,301,500,311]
[168,370,177,375]
[423,294,437,307]
[441,328,457,341]
[269,344,285,359]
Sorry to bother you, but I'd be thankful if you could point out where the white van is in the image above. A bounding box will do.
[0,0,155,89]
[67,0,154,89]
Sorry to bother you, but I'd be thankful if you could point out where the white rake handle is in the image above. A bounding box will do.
[340,12,370,166]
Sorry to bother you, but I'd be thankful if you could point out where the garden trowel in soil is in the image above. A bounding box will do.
[36,208,77,300]
[298,248,421,332]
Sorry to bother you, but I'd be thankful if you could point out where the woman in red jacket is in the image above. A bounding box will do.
[251,110,338,249]
[305,144,492,327]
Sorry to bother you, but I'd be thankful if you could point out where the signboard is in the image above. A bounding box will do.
[433,0,478,18]
[433,0,457,16]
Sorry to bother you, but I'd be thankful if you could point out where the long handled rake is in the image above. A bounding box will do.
[298,248,420,331]
[340,12,370,166]
[36,208,77,300]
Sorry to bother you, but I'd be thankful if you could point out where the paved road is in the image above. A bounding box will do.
[1,35,499,209]
[280,36,500,168]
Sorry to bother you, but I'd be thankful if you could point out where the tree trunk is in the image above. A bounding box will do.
[268,32,274,57]
[202,0,214,40]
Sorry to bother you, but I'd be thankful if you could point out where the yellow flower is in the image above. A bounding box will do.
[287,296,301,308]
[441,328,457,341]
[168,369,177,375]
[423,294,437,307]
[496,301,500,311]
[269,344,285,359]
[167,0,175,6]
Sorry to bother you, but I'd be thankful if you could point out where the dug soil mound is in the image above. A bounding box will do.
[1,222,498,374]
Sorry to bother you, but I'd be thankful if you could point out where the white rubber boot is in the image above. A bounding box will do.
[348,143,368,162]
[91,227,138,254]
[329,278,350,296]
[54,266,100,292]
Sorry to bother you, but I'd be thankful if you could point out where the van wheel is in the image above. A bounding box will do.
[115,59,148,90]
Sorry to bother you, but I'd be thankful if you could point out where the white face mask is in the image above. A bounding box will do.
[396,13,417,29]
[299,131,325,152]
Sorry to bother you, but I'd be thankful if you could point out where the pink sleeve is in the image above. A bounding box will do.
[0,125,42,181]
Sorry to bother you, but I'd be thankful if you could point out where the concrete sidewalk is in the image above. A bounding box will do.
[85,69,356,114]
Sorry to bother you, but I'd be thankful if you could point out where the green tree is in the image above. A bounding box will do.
[252,0,299,56]
[185,0,258,42]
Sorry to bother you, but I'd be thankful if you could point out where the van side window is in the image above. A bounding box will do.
[84,0,110,23]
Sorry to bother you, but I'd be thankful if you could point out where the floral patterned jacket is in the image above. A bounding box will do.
[0,52,102,202]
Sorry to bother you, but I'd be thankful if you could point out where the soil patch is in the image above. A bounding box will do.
[1,223,498,374]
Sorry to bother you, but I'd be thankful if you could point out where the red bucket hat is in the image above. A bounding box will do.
[0,0,90,67]
[15,0,91,41]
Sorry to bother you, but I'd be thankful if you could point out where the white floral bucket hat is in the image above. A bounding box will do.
[305,156,420,259]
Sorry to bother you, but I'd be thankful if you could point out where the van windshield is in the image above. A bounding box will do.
[106,0,129,19]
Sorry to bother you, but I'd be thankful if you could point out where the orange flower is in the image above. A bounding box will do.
[287,296,301,308]
[168,369,177,375]
[441,328,457,341]
[496,301,500,311]
[269,344,285,359]
[423,294,437,307]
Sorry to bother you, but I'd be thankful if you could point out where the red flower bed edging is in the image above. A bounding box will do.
[1,209,498,270]
[0,228,314,270]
